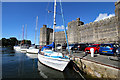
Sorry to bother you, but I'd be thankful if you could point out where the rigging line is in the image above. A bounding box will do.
[59,0,70,54]
[45,3,49,28]
[46,0,51,28]
[46,1,50,11]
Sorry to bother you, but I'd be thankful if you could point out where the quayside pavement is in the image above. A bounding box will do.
[61,50,120,78]
[62,50,120,69]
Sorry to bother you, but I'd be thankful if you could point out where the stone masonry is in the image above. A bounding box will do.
[39,25,53,45]
[49,31,66,45]
[68,16,119,44]
[115,0,120,43]
[68,18,84,44]
[39,1,120,45]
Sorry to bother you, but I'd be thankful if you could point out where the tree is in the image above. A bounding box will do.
[2,38,8,46]
[9,37,18,46]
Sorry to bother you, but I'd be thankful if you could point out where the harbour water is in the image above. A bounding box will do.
[1,47,87,79]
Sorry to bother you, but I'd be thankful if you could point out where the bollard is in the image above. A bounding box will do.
[90,48,94,57]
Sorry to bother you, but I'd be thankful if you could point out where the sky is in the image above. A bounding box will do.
[2,2,115,45]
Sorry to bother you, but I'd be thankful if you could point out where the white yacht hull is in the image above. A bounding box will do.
[21,48,28,51]
[21,48,28,53]
[27,49,39,54]
[38,53,70,71]
[26,53,38,59]
[13,46,21,51]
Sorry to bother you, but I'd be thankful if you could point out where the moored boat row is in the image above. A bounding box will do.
[14,45,39,54]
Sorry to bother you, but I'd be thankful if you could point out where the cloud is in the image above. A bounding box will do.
[55,25,68,30]
[95,13,115,21]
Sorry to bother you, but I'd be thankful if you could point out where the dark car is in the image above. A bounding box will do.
[71,43,89,51]
[62,43,67,50]
[56,43,67,50]
[66,44,75,50]
[56,44,61,47]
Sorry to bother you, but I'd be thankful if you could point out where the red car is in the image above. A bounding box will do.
[85,44,100,54]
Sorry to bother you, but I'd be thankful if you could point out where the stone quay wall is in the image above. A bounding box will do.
[74,58,120,78]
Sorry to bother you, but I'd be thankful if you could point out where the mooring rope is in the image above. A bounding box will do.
[73,62,86,80]
[72,52,88,80]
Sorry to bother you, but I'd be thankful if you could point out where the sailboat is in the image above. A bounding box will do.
[38,0,71,71]
[20,24,30,52]
[26,16,39,54]
[14,25,25,52]
[13,45,21,51]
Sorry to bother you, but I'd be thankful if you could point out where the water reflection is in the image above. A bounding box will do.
[37,61,83,79]
[26,53,38,59]
[38,61,64,78]
[2,47,85,79]
[2,51,41,79]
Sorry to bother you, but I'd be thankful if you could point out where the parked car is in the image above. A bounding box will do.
[66,44,75,50]
[62,43,67,50]
[85,44,100,54]
[71,43,89,51]
[56,43,67,50]
[99,44,119,55]
[116,45,120,56]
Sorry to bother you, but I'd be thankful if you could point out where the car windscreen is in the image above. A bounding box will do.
[56,44,61,47]
[69,44,74,46]
[88,45,97,47]
[100,44,111,47]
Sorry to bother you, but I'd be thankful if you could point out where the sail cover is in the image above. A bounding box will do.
[41,42,55,51]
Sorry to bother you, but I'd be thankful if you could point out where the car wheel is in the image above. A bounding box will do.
[113,52,117,56]
[95,50,98,54]
[75,50,76,53]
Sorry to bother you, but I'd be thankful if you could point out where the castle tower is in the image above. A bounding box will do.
[68,18,84,44]
[39,25,53,45]
[39,25,47,45]
[115,0,120,43]
[115,0,120,17]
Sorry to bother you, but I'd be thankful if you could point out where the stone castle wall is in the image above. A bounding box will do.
[68,18,84,44]
[115,1,120,42]
[49,31,66,44]
[68,16,119,44]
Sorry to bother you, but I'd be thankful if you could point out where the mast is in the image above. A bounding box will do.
[53,0,56,50]
[34,16,38,45]
[22,25,24,44]
[22,25,24,40]
[25,24,27,40]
